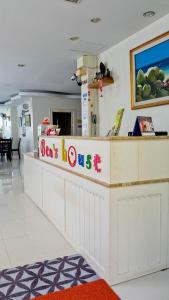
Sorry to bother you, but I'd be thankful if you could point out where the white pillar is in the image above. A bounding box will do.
[77,55,99,136]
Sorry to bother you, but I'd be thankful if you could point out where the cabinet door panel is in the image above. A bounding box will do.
[111,184,168,284]
[42,169,65,233]
[24,157,42,208]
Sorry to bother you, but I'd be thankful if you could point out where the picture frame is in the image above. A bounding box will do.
[25,114,31,127]
[133,116,155,136]
[130,31,169,109]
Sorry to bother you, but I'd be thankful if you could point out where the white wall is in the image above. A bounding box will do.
[31,95,81,149]
[17,98,34,155]
[15,94,81,154]
[99,13,169,136]
[10,105,18,148]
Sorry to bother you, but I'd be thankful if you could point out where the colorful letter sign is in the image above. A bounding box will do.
[68,146,77,167]
[40,138,102,174]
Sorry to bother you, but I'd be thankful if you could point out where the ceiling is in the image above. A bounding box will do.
[0,0,169,103]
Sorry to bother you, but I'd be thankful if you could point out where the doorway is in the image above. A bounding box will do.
[51,109,76,136]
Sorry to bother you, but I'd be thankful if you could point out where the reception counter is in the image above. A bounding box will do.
[24,136,169,285]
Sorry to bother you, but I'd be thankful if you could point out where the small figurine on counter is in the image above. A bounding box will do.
[42,117,50,125]
[38,118,60,136]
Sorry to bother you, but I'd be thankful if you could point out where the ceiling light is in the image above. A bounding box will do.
[143,11,155,17]
[70,36,79,41]
[90,17,101,23]
[65,0,81,4]
[17,64,26,68]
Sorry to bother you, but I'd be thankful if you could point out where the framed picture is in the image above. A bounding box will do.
[130,31,169,109]
[25,114,31,127]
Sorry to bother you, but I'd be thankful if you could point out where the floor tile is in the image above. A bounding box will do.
[4,236,48,267]
[0,219,29,239]
[0,240,10,270]
[113,270,169,300]
[0,159,75,269]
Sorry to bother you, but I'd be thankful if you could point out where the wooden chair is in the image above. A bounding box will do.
[12,138,21,159]
[0,139,12,161]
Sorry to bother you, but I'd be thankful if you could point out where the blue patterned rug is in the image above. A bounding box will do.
[0,254,99,300]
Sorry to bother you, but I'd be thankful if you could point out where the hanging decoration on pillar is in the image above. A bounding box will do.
[95,62,106,97]
[98,63,105,97]
[99,78,103,97]
[88,83,91,98]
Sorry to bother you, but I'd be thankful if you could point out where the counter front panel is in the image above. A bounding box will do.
[39,136,111,184]
[39,136,169,186]
[25,136,169,284]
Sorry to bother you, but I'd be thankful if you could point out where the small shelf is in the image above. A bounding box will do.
[89,77,114,89]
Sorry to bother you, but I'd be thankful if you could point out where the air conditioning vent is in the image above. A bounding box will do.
[65,0,81,4]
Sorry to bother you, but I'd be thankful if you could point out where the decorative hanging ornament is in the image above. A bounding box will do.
[99,79,103,97]
[88,84,91,98]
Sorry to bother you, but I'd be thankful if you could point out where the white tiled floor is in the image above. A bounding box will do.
[0,158,75,269]
[114,270,169,300]
[0,157,169,300]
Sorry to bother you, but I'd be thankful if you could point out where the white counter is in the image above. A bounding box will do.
[24,136,169,284]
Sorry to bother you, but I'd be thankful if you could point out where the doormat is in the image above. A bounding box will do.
[32,279,121,300]
[0,254,98,300]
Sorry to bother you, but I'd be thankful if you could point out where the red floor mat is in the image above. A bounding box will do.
[33,279,120,300]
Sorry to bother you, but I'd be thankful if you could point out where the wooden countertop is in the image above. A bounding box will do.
[39,135,169,141]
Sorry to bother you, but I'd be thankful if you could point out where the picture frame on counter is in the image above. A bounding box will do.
[130,31,169,109]
[133,116,155,136]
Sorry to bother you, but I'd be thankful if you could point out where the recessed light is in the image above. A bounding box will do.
[143,11,155,17]
[17,64,26,68]
[70,36,79,41]
[90,17,101,23]
[65,0,81,3]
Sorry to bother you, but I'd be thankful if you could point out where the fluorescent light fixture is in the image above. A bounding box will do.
[65,0,81,4]
[17,64,26,68]
[143,11,155,17]
[90,17,101,23]
[70,36,79,41]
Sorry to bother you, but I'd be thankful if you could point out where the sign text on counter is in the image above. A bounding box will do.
[40,139,101,173]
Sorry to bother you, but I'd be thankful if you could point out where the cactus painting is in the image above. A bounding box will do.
[130,32,169,109]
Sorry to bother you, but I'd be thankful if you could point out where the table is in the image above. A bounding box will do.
[0,139,12,161]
